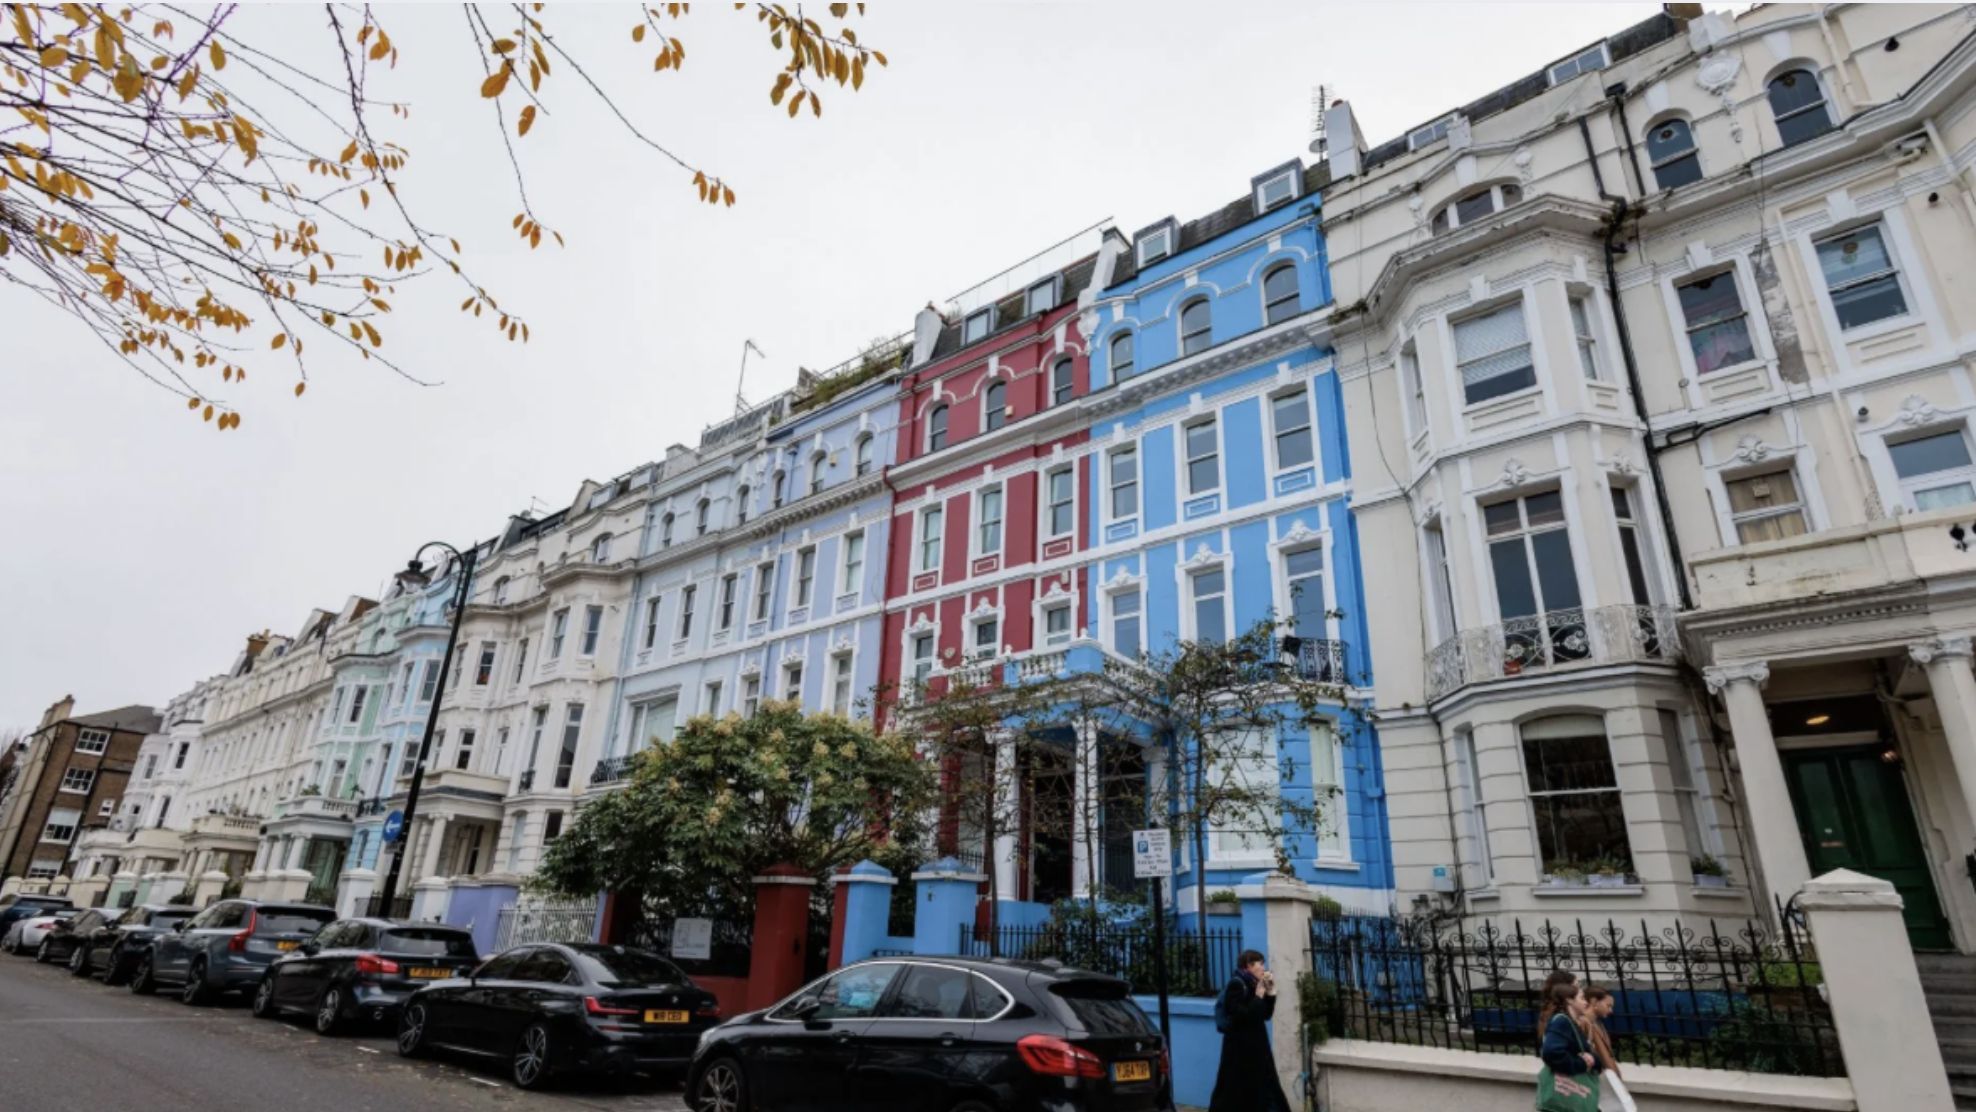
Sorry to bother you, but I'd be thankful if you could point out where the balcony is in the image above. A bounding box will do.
[1425,604,1678,702]
[518,769,536,792]
[590,754,636,786]
[1288,638,1348,684]
[272,795,358,821]
[355,797,391,818]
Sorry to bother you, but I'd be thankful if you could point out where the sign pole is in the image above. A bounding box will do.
[1151,874,1171,1039]
[1133,827,1174,1042]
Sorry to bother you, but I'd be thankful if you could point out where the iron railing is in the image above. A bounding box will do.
[1291,638,1348,684]
[493,902,597,950]
[1307,912,1840,1077]
[518,769,535,791]
[958,919,1244,998]
[590,754,635,785]
[355,797,390,818]
[364,894,413,920]
[1425,604,1679,702]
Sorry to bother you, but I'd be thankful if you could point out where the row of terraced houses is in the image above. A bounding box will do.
[12,1,1976,1033]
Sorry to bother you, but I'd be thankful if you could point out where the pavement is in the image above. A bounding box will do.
[0,950,690,1110]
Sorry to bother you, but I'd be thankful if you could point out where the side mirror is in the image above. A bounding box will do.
[789,998,822,1022]
[299,942,320,955]
[172,921,187,932]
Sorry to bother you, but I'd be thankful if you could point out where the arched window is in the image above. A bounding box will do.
[928,404,949,451]
[735,485,750,525]
[984,380,1008,431]
[1179,298,1212,356]
[1110,331,1135,379]
[695,499,710,535]
[1263,264,1300,325]
[1767,68,1832,147]
[1645,117,1702,190]
[493,576,510,604]
[772,469,787,508]
[661,513,674,547]
[591,533,612,563]
[1050,357,1074,406]
[854,434,873,476]
[1431,182,1522,235]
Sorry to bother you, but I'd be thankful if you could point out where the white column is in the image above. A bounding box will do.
[1070,719,1100,899]
[422,815,451,880]
[993,736,1020,900]
[1912,636,1976,834]
[1705,662,1812,904]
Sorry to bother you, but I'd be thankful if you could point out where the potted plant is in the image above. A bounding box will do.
[1692,854,1730,888]
[1544,862,1587,888]
[1587,856,1631,888]
[1205,889,1241,916]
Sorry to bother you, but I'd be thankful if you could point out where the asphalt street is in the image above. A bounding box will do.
[0,950,691,1110]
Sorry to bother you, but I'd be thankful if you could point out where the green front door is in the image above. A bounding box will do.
[1782,745,1953,951]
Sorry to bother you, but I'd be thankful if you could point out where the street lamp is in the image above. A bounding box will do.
[375,540,478,914]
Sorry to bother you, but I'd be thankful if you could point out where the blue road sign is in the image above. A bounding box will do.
[382,810,405,843]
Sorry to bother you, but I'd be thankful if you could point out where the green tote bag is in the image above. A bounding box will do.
[1535,1022,1601,1112]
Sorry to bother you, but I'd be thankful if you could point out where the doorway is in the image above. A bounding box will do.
[1781,743,1953,951]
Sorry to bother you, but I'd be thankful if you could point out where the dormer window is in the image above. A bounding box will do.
[1407,115,1453,151]
[962,308,993,345]
[1430,183,1522,235]
[1025,277,1059,317]
[1252,163,1300,214]
[1136,225,1173,267]
[1547,42,1608,86]
[591,533,612,563]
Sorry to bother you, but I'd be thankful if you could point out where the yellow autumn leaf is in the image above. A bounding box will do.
[39,45,68,67]
[518,104,535,136]
[480,64,511,98]
[294,382,307,397]
[209,40,225,70]
[271,333,287,349]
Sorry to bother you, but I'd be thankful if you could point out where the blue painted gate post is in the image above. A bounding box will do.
[912,856,988,956]
[834,860,897,965]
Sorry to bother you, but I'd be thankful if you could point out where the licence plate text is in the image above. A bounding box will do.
[275,940,299,951]
[408,967,449,979]
[644,1009,690,1024]
[1113,1060,1152,1083]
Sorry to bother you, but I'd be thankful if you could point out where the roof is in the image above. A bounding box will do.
[1106,161,1332,289]
[68,705,162,735]
[920,252,1101,365]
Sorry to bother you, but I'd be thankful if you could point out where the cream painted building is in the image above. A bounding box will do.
[1326,2,1976,953]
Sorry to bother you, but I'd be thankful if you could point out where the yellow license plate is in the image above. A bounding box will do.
[1113,1060,1152,1083]
[408,967,449,979]
[643,1009,690,1024]
[276,940,299,951]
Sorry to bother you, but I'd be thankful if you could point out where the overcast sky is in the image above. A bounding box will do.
[0,1,1658,726]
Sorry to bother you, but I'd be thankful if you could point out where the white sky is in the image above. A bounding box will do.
[0,1,1659,724]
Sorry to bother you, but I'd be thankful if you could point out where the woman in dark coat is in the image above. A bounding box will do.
[1208,949,1292,1112]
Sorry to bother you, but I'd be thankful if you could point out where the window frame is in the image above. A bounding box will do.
[1044,465,1076,539]
[754,561,776,623]
[1673,266,1760,377]
[854,435,874,477]
[840,530,865,596]
[1109,331,1135,380]
[1644,116,1703,191]
[1136,226,1172,267]
[829,651,855,716]
[549,609,569,659]
[1178,297,1212,356]
[983,379,1008,432]
[1450,297,1538,406]
[962,308,993,345]
[580,605,603,656]
[1025,277,1059,318]
[793,546,817,610]
[1186,562,1230,645]
[1568,293,1603,381]
[975,485,1004,557]
[1888,425,1976,513]
[1205,728,1281,865]
[1262,263,1301,326]
[927,405,949,453]
[918,504,945,573]
[75,728,110,755]
[1183,414,1222,497]
[1767,67,1834,148]
[1520,714,1633,879]
[1268,387,1316,473]
[1050,357,1075,407]
[1108,444,1140,521]
[1722,465,1812,545]
[808,452,827,497]
[718,574,738,631]
[1813,221,1911,333]
[1546,41,1608,86]
[1431,182,1523,235]
[591,533,612,563]
[1253,166,1299,213]
[59,766,96,794]
[677,584,697,640]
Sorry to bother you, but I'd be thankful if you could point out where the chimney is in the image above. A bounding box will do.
[1324,99,1368,182]
[244,631,271,661]
[909,303,947,368]
[1090,227,1131,291]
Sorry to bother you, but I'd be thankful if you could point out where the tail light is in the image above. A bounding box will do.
[227,910,258,953]
[354,953,400,975]
[584,996,639,1018]
[1016,1034,1105,1079]
[1160,1044,1172,1079]
[695,1003,720,1020]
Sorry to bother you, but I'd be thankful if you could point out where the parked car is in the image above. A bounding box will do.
[0,893,72,936]
[395,942,721,1090]
[34,906,111,964]
[135,898,334,1004]
[252,918,481,1035]
[2,907,79,955]
[684,956,1175,1112]
[51,903,196,983]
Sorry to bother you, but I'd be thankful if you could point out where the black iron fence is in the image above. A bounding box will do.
[1307,913,1841,1077]
[626,916,754,979]
[958,918,1244,998]
[364,894,413,920]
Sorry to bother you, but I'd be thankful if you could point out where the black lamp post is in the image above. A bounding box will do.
[375,540,477,913]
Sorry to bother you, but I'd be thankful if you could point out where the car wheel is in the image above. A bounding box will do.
[180,960,211,1006]
[102,945,127,985]
[34,939,51,963]
[128,955,156,995]
[313,987,344,1036]
[251,975,279,1019]
[396,1002,430,1058]
[68,946,90,977]
[511,1021,553,1090]
[694,1057,748,1112]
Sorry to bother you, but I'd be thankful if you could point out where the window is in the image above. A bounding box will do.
[1395,346,1428,433]
[1110,332,1135,379]
[628,697,678,749]
[1484,492,1586,666]
[661,513,675,547]
[963,308,993,344]
[454,729,476,772]
[1109,446,1139,519]
[347,685,368,724]
[1184,417,1220,495]
[1547,42,1607,85]
[927,405,949,452]
[1657,709,1708,860]
[1254,167,1298,213]
[1179,298,1212,356]
[1263,264,1300,326]
[1453,730,1493,883]
[1674,271,1755,375]
[830,653,854,715]
[1113,589,1143,660]
[805,963,903,1022]
[1043,603,1072,646]
[1209,729,1278,860]
[1890,428,1976,511]
[1522,715,1631,876]
[1051,358,1074,406]
[854,436,873,477]
[549,609,568,659]
[42,807,80,844]
[1136,226,1171,266]
[1025,277,1057,317]
[1767,68,1832,147]
[840,532,865,594]
[976,487,1003,555]
[75,728,110,755]
[174,742,189,770]
[591,533,612,563]
[719,573,739,630]
[883,964,993,1021]
[795,547,816,608]
[784,662,804,702]
[1046,467,1075,537]
[643,596,662,650]
[142,754,158,779]
[450,653,465,691]
[544,811,564,841]
[971,615,1000,658]
[512,639,529,684]
[773,470,787,509]
[1816,224,1907,330]
[735,486,750,524]
[495,727,510,774]
[743,675,762,717]
[1271,388,1314,470]
[1611,487,1655,607]
[1431,183,1522,234]
[581,605,603,655]
[919,506,945,572]
[696,498,710,535]
[506,814,527,869]
[678,584,697,639]
[25,855,61,879]
[524,706,548,778]
[1453,302,1536,403]
[553,705,582,789]
[910,633,936,685]
[1568,296,1602,380]
[1283,547,1326,639]
[705,681,724,715]
[754,562,775,621]
[978,380,1008,433]
[1190,567,1228,644]
[475,642,496,685]
[1725,468,1810,543]
[1407,115,1452,151]
[60,767,96,794]
[1645,118,1701,190]
[809,452,827,497]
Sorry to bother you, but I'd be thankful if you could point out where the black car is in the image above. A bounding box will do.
[396,942,721,1090]
[36,906,111,965]
[52,903,195,983]
[0,893,72,935]
[252,918,481,1035]
[685,957,1174,1112]
[136,898,335,1003]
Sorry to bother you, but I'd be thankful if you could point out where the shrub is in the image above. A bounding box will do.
[1298,971,1342,1043]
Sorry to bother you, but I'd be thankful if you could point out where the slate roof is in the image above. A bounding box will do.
[68,704,163,735]
[1105,161,1333,290]
[921,251,1102,366]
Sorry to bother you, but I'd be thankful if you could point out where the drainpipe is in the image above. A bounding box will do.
[1605,86,1649,199]
[1578,113,1696,610]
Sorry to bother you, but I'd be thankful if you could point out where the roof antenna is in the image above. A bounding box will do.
[1309,84,1332,156]
[735,339,766,415]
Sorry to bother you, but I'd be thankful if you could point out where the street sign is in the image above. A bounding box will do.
[1133,828,1171,878]
[672,917,713,961]
[381,811,405,844]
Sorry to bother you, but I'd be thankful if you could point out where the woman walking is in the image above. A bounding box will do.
[1208,949,1292,1112]
[1536,980,1602,1112]
[1582,987,1637,1112]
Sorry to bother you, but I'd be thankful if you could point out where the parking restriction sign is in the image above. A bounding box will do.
[1133,828,1171,878]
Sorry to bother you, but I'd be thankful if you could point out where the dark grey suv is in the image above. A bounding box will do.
[135,899,335,1004]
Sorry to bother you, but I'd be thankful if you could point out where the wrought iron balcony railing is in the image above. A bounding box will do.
[1290,638,1348,684]
[590,754,635,786]
[1424,604,1678,702]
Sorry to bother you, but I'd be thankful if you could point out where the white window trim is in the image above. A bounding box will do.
[925,405,950,454]
[1546,41,1608,86]
[917,504,946,574]
[1176,545,1234,644]
[1041,464,1079,541]
[974,484,1005,560]
[753,562,776,624]
[1802,214,1932,350]
[901,616,941,688]
[962,308,993,345]
[1882,422,1976,515]
[965,602,1005,660]
[1177,296,1213,357]
[1100,571,1148,661]
[839,531,865,597]
[718,573,739,633]
[1179,411,1227,499]
[1308,721,1352,865]
[1431,182,1522,234]
[782,659,806,703]
[1267,524,1336,644]
[1446,294,1545,412]
[1253,167,1299,213]
[1469,486,1591,627]
[75,728,111,755]
[982,377,1010,433]
[1718,463,1814,545]
[1025,276,1060,317]
[1106,442,1141,526]
[1264,385,1319,476]
[790,545,818,612]
[1658,255,1777,408]
[1136,226,1173,267]
[1407,115,1453,151]
[1033,585,1077,648]
[1702,439,1827,548]
[1397,341,1428,443]
[828,649,858,716]
[1205,727,1282,868]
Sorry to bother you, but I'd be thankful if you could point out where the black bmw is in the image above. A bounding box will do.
[685,956,1175,1112]
[396,942,721,1089]
[252,918,482,1034]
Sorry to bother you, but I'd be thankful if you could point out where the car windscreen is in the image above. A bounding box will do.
[569,947,691,988]
[380,929,478,958]
[150,910,194,929]
[1046,978,1159,1037]
[21,899,71,910]
[254,908,334,935]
